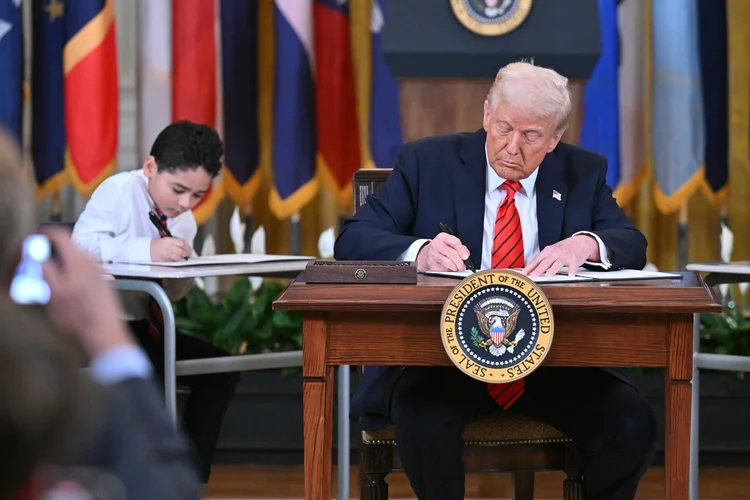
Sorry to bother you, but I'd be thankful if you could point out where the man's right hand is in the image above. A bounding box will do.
[415,233,470,272]
[150,237,192,262]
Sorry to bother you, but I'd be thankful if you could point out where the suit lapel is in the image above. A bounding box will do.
[535,150,567,250]
[451,130,486,265]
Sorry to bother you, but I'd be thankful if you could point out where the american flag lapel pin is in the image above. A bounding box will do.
[552,190,562,201]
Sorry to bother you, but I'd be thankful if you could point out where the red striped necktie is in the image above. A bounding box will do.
[488,180,525,409]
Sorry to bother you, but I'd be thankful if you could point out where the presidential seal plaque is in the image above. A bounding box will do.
[450,0,533,37]
[440,269,553,383]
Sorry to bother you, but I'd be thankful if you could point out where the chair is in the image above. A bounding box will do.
[352,168,584,500]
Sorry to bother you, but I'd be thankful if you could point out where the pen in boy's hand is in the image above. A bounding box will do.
[437,222,477,272]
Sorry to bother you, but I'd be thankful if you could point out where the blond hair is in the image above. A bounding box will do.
[0,128,35,282]
[486,61,572,134]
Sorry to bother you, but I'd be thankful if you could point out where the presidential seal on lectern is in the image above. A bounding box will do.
[450,0,534,36]
[440,269,553,382]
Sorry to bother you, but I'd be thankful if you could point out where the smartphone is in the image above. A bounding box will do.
[10,234,52,305]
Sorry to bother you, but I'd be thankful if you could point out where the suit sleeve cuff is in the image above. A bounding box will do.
[90,344,153,384]
[397,239,431,262]
[574,231,612,270]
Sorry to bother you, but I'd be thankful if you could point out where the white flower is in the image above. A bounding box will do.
[248,225,266,292]
[250,225,266,255]
[229,205,246,254]
[720,222,734,264]
[643,262,659,272]
[318,227,336,259]
[201,234,216,257]
[200,235,218,296]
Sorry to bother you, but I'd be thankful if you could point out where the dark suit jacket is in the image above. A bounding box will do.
[334,129,648,431]
[61,376,203,499]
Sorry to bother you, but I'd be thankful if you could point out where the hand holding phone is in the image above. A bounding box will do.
[32,228,135,358]
[10,234,52,305]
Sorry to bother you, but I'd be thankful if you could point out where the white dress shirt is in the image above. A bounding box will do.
[73,170,197,264]
[72,169,198,318]
[398,144,612,270]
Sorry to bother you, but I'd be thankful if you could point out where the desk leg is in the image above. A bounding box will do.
[304,366,334,500]
[666,314,693,499]
[111,279,177,424]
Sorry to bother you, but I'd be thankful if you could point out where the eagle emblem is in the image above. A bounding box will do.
[472,296,525,357]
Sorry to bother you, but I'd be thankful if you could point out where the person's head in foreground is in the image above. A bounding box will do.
[483,60,572,182]
[0,129,36,287]
[142,120,224,219]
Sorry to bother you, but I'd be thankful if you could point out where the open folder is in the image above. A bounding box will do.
[423,268,682,284]
[111,253,315,267]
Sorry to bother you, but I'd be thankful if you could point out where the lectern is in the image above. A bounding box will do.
[385,0,602,147]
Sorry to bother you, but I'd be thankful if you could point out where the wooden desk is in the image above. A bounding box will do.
[273,272,720,500]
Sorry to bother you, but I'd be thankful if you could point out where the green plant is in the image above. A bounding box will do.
[173,278,303,361]
[628,288,750,378]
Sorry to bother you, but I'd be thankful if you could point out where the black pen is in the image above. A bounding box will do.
[438,222,477,272]
[149,211,189,260]
[149,211,172,238]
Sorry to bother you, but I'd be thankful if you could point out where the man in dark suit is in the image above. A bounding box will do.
[334,62,656,500]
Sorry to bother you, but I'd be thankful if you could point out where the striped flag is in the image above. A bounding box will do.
[580,0,620,193]
[172,0,224,224]
[697,0,728,208]
[137,0,171,161]
[31,0,68,197]
[313,0,361,211]
[220,0,262,207]
[269,0,318,220]
[64,0,119,197]
[613,0,647,206]
[0,0,23,144]
[650,0,705,214]
[368,0,402,171]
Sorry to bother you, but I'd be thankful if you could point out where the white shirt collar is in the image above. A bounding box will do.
[484,142,539,196]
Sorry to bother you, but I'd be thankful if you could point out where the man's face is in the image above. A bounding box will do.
[482,98,563,182]
[143,157,212,218]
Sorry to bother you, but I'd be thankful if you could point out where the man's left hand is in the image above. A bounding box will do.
[521,235,599,277]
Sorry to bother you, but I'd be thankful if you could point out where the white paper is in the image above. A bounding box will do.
[422,268,681,283]
[574,269,682,280]
[422,270,592,284]
[111,253,315,267]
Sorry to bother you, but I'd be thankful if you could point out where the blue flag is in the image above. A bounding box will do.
[698,0,728,206]
[269,0,318,220]
[0,0,23,144]
[31,0,68,195]
[369,0,402,170]
[579,0,620,191]
[220,0,262,207]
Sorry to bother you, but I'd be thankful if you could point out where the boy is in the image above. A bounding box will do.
[72,120,240,483]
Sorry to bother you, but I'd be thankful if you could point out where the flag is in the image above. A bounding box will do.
[269,0,318,220]
[697,0,728,208]
[368,0,402,171]
[64,0,119,197]
[172,0,224,224]
[137,0,171,161]
[220,0,262,207]
[650,0,705,214]
[613,0,647,207]
[313,0,361,211]
[0,0,23,144]
[580,0,620,193]
[31,0,68,197]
